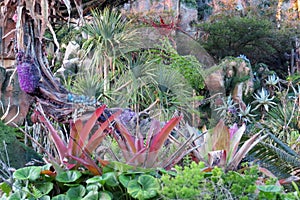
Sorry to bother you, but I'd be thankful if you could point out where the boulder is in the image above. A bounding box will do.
[0,121,42,177]
[0,66,33,125]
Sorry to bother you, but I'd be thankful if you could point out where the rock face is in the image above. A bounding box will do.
[0,121,42,176]
[0,66,33,125]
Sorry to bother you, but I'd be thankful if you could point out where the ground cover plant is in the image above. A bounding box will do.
[1,0,300,199]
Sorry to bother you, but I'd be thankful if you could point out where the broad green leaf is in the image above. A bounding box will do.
[119,174,131,187]
[52,194,70,200]
[102,172,119,187]
[13,166,41,181]
[257,185,282,193]
[0,182,11,196]
[98,191,112,200]
[86,184,99,192]
[35,182,53,195]
[127,175,159,200]
[56,171,82,183]
[66,185,86,200]
[82,191,99,200]
[86,176,105,185]
[7,191,23,200]
[40,195,51,200]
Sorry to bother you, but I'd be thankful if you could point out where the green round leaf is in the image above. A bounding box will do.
[98,191,112,200]
[86,176,105,185]
[35,182,53,195]
[13,166,41,181]
[39,195,51,200]
[82,191,99,200]
[127,175,159,200]
[66,185,86,200]
[0,182,12,196]
[86,184,99,192]
[52,194,70,200]
[102,172,119,187]
[118,174,131,187]
[257,185,282,193]
[56,171,82,183]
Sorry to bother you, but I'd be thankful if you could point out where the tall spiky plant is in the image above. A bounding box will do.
[82,7,138,95]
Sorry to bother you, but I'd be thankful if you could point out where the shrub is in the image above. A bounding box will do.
[160,162,298,200]
[198,15,292,68]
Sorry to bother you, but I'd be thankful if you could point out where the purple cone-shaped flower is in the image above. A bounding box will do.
[17,61,40,94]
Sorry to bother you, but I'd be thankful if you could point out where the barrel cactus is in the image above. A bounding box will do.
[16,52,41,94]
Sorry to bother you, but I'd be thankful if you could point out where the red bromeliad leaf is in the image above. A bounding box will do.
[69,154,102,175]
[85,110,121,153]
[149,116,182,152]
[68,120,83,157]
[35,109,67,163]
[79,105,106,147]
[145,120,161,148]
[114,121,137,153]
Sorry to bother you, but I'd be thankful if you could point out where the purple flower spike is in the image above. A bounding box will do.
[17,61,40,94]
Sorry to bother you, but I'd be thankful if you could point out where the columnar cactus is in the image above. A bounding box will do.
[16,52,41,94]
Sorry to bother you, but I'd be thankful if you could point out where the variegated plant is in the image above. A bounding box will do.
[191,120,268,171]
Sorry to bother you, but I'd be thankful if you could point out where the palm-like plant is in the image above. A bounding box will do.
[72,69,104,100]
[82,8,138,94]
[252,88,277,120]
[110,51,194,122]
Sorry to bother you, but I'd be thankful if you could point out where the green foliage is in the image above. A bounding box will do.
[1,163,162,200]
[160,162,298,200]
[160,162,207,199]
[127,174,160,200]
[109,48,196,121]
[150,39,205,92]
[198,15,291,66]
[72,69,104,99]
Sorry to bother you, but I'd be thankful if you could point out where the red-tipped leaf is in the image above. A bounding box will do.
[149,116,182,152]
[35,109,67,163]
[79,105,106,147]
[68,120,83,157]
[85,110,121,153]
[114,121,137,153]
